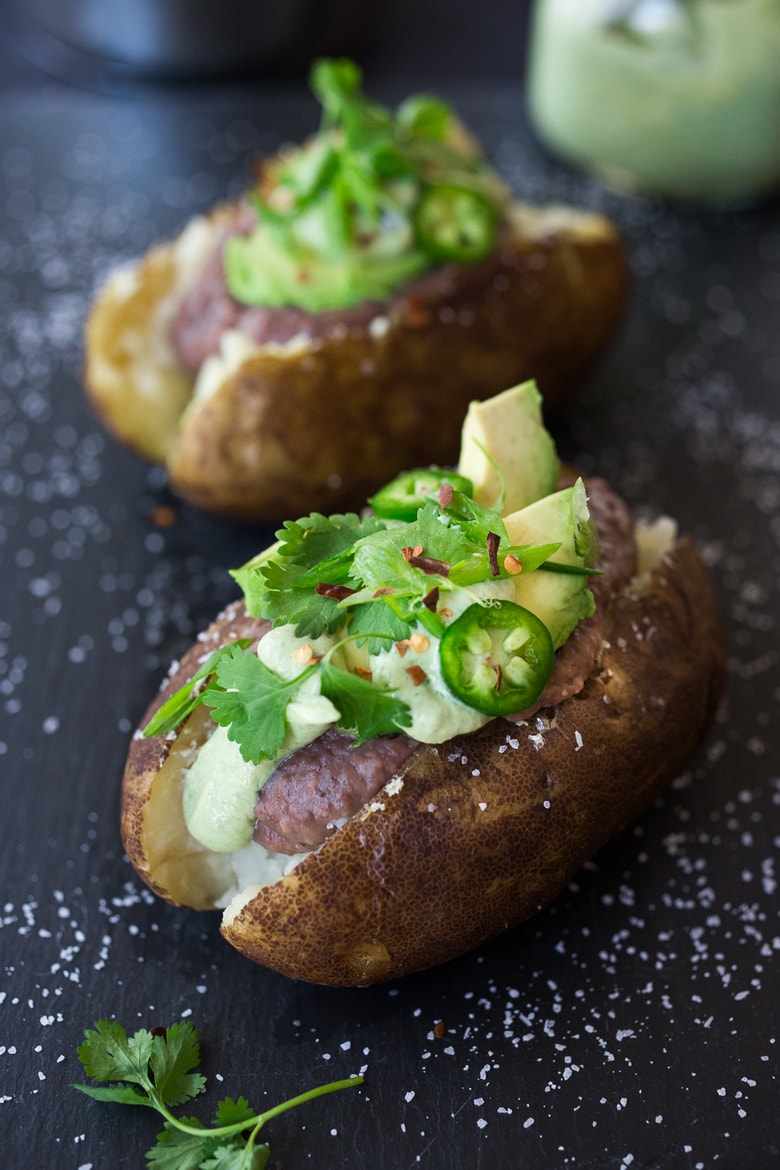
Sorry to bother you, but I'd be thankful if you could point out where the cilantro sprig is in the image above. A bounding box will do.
[73,1019,364,1170]
[143,635,411,763]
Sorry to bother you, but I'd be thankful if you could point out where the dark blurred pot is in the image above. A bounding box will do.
[22,0,367,78]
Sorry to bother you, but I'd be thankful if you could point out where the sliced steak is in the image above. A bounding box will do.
[253,729,418,855]
[170,205,516,372]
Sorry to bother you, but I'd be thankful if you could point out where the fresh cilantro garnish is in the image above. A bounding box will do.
[73,1019,363,1170]
[320,659,412,744]
[204,643,312,764]
[142,641,253,740]
[242,512,384,635]
[145,483,574,762]
[144,635,412,765]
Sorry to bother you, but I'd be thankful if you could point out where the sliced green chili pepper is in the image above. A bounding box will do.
[369,467,474,521]
[439,600,554,716]
[413,183,498,264]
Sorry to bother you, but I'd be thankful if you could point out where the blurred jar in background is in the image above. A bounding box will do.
[526,0,780,206]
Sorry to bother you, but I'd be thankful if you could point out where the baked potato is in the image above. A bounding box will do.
[85,60,630,523]
[120,384,725,986]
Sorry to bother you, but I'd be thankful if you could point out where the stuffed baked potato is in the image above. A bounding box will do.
[85,60,630,523]
[120,384,725,986]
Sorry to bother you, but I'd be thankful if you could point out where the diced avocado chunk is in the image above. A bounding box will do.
[457,381,560,516]
[503,478,597,649]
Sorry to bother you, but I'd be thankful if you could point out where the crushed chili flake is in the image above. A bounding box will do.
[422,586,440,612]
[294,643,323,666]
[406,552,450,576]
[503,554,523,575]
[372,586,396,597]
[487,531,501,577]
[150,505,177,529]
[402,545,424,561]
[433,1020,445,1040]
[494,664,503,692]
[440,606,453,617]
[404,296,431,329]
[405,664,428,686]
[409,633,430,653]
[395,639,411,657]
[353,665,373,682]
[315,582,356,601]
[438,482,454,509]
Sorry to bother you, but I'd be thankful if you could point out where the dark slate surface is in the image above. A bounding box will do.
[1,79,779,1170]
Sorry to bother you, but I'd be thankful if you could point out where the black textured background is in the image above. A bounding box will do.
[1,8,778,1169]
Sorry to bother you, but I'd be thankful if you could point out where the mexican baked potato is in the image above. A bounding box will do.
[120,384,725,986]
[85,61,630,523]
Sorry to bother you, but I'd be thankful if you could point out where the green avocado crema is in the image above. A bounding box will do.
[222,58,509,312]
[144,382,600,855]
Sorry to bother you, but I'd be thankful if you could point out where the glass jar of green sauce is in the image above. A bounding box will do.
[526,0,780,205]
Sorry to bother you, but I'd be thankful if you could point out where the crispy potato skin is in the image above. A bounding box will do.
[86,206,630,522]
[121,537,725,986]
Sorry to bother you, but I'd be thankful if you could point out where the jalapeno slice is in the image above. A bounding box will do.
[369,467,474,521]
[439,600,554,716]
[413,183,498,264]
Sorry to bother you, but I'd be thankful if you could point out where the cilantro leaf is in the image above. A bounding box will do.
[149,1022,206,1108]
[254,512,384,637]
[259,555,344,638]
[215,1098,258,1128]
[147,1121,209,1170]
[350,535,422,594]
[77,1020,155,1088]
[320,659,412,743]
[346,600,411,655]
[277,512,379,570]
[142,642,252,740]
[205,644,312,764]
[201,1144,270,1170]
[73,1083,150,1107]
[74,1017,364,1170]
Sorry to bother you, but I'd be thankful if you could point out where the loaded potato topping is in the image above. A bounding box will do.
[141,382,650,899]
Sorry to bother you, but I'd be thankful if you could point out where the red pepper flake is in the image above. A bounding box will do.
[294,643,323,666]
[353,665,373,682]
[150,1025,167,1039]
[372,586,396,597]
[402,545,424,560]
[440,606,453,618]
[404,296,431,329]
[438,482,454,509]
[395,639,411,657]
[487,531,501,577]
[433,1020,445,1040]
[503,554,523,575]
[315,582,356,601]
[404,551,451,576]
[422,586,440,612]
[405,664,427,686]
[150,505,177,529]
[494,664,503,692]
